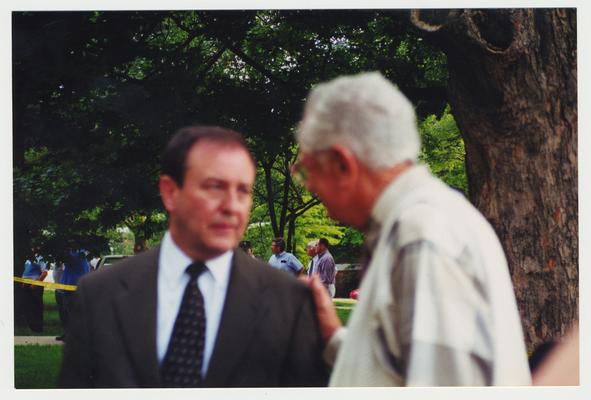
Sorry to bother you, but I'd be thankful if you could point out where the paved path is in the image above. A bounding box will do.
[14,336,63,345]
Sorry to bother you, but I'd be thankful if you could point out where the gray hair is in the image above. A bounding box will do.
[296,72,420,169]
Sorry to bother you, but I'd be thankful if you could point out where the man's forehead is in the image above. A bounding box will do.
[187,141,254,170]
[185,141,256,186]
[189,139,251,157]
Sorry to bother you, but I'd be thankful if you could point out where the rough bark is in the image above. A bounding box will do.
[412,9,578,351]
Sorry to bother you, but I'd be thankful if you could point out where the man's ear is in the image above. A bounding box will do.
[159,175,179,213]
[330,144,359,188]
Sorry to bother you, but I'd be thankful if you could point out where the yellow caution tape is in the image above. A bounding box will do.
[13,277,77,291]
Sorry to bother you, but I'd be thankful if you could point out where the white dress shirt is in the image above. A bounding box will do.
[157,231,233,379]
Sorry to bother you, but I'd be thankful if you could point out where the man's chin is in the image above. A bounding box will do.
[206,238,239,254]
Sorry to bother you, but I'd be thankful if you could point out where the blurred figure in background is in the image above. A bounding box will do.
[89,256,100,270]
[238,240,255,258]
[52,261,67,341]
[21,249,48,332]
[314,238,336,298]
[58,248,91,341]
[305,240,319,276]
[268,237,304,277]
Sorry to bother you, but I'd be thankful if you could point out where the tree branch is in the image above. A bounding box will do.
[294,197,321,218]
[207,32,307,98]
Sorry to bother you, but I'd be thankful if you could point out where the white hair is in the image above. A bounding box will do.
[296,72,420,169]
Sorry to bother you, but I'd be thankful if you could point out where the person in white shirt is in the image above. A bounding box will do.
[305,239,319,276]
[292,72,531,386]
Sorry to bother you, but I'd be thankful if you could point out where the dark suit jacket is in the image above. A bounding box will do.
[58,247,328,388]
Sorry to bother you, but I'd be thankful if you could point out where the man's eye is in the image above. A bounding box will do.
[205,182,224,190]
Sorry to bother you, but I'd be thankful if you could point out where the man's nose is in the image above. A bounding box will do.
[220,189,244,213]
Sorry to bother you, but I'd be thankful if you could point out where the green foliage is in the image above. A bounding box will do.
[419,105,468,194]
[244,201,345,263]
[331,226,364,263]
[338,227,364,247]
[104,226,135,255]
[13,10,450,266]
[242,212,277,262]
[292,203,345,262]
[14,345,62,389]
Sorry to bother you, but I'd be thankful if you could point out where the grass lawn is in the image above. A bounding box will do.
[14,345,63,389]
[14,289,64,337]
[334,298,356,325]
[333,298,357,307]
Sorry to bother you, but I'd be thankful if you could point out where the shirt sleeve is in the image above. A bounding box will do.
[289,254,303,272]
[391,241,492,386]
[323,326,348,366]
[39,261,48,271]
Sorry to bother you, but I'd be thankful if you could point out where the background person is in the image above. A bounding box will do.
[58,248,91,341]
[238,240,255,258]
[305,239,319,276]
[268,237,304,276]
[58,125,327,388]
[52,262,67,341]
[293,72,531,386]
[314,238,336,298]
[89,256,100,270]
[20,249,48,332]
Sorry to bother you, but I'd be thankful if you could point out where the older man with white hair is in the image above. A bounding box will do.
[305,239,319,276]
[293,72,531,386]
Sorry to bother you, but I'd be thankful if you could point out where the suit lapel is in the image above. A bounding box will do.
[204,251,268,386]
[113,248,162,387]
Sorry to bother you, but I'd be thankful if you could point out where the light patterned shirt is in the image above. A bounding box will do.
[326,165,531,386]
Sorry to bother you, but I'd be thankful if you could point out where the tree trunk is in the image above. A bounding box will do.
[133,237,148,254]
[125,219,150,254]
[413,9,578,351]
[262,161,280,237]
[286,214,296,254]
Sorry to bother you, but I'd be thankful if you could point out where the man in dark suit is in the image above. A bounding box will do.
[58,125,328,388]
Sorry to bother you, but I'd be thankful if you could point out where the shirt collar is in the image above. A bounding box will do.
[371,164,431,224]
[160,231,234,285]
[365,164,431,251]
